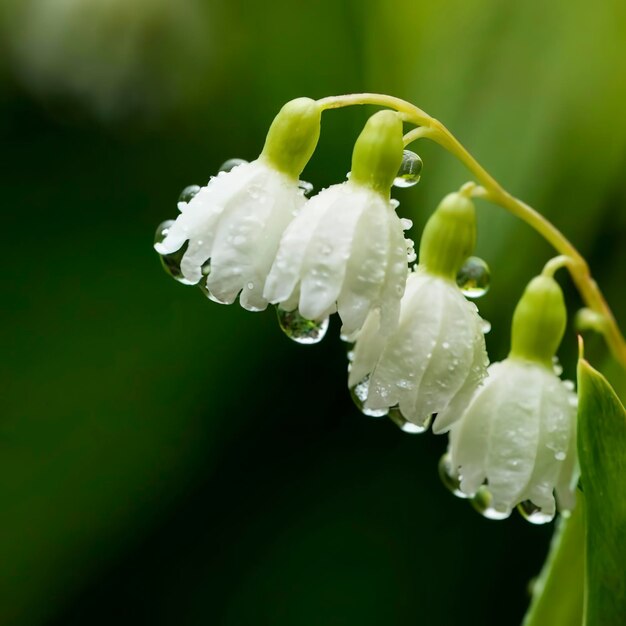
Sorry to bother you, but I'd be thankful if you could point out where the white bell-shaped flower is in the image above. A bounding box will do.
[348,191,489,429]
[154,98,321,311]
[349,267,488,428]
[264,110,411,336]
[438,274,578,522]
[155,160,306,310]
[264,181,412,336]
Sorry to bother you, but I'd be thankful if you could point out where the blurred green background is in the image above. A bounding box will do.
[1,0,625,624]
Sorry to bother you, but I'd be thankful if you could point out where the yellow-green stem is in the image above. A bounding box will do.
[317,93,626,369]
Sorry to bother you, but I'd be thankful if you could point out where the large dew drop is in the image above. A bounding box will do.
[388,407,430,434]
[456,256,491,298]
[350,377,388,417]
[517,500,555,525]
[178,185,201,203]
[219,158,248,173]
[393,150,423,188]
[276,307,329,345]
[154,220,192,284]
[471,486,511,520]
[438,453,468,498]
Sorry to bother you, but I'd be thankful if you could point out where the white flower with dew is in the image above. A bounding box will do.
[154,98,321,311]
[264,110,411,336]
[348,192,489,429]
[438,274,579,522]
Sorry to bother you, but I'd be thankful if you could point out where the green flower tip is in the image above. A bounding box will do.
[260,97,322,179]
[510,275,567,368]
[419,192,477,280]
[350,110,404,195]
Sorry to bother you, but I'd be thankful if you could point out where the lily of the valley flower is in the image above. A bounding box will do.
[348,191,489,428]
[437,274,578,522]
[264,110,411,336]
[154,98,321,311]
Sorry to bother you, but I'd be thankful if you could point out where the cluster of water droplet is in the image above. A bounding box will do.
[437,453,556,524]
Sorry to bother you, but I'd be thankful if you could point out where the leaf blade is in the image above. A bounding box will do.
[577,357,626,625]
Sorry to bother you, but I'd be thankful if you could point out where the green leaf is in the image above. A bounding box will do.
[577,356,626,625]
[522,501,584,626]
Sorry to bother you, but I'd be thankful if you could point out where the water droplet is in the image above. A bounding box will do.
[563,380,575,391]
[517,500,555,525]
[400,218,413,230]
[276,307,329,345]
[219,158,247,173]
[481,319,492,334]
[350,388,388,417]
[350,376,388,417]
[471,486,511,520]
[178,185,201,203]
[438,454,468,498]
[456,257,490,298]
[552,356,563,376]
[154,220,192,284]
[197,261,212,296]
[555,451,566,461]
[406,239,417,264]
[298,180,314,197]
[388,408,430,434]
[393,150,423,188]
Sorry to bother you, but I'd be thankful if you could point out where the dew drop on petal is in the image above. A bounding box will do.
[555,451,566,461]
[350,377,388,417]
[219,158,247,173]
[438,454,469,499]
[393,150,422,188]
[276,307,329,345]
[388,407,430,434]
[517,500,555,525]
[481,319,492,334]
[456,256,491,298]
[178,185,201,203]
[154,220,192,284]
[298,180,314,197]
[471,486,511,520]
[563,380,575,391]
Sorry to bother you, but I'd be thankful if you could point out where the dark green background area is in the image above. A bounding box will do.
[1,1,625,624]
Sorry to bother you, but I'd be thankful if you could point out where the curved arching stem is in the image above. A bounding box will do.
[317,93,626,368]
